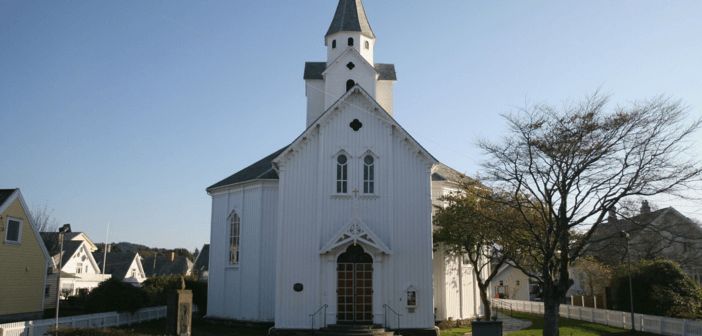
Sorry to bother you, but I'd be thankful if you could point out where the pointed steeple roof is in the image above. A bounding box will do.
[325,0,375,39]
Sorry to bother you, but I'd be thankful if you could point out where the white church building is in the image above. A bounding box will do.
[205,1,485,334]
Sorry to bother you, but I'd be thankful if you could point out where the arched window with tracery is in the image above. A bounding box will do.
[346,80,355,92]
[337,155,348,193]
[348,37,354,46]
[229,211,241,265]
[363,155,374,194]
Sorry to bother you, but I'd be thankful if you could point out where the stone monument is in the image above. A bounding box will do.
[166,277,193,336]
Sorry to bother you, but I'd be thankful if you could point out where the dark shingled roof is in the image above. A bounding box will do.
[326,0,375,38]
[41,232,84,267]
[432,163,472,184]
[207,146,288,191]
[92,252,139,281]
[193,244,209,272]
[0,189,16,206]
[142,256,193,277]
[304,62,396,81]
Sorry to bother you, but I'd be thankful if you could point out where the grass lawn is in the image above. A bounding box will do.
[118,319,273,336]
[440,324,472,336]
[496,310,660,336]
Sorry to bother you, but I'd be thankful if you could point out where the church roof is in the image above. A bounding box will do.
[432,163,471,184]
[304,62,396,81]
[207,146,288,191]
[325,0,375,39]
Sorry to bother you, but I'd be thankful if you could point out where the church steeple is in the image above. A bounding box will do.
[325,0,375,39]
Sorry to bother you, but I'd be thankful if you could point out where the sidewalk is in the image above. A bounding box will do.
[495,311,532,335]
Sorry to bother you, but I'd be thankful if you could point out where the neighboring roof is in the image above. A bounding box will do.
[207,146,288,191]
[325,0,375,39]
[303,62,396,81]
[0,188,16,207]
[193,244,210,272]
[432,163,471,184]
[41,233,85,268]
[92,252,139,281]
[142,256,193,277]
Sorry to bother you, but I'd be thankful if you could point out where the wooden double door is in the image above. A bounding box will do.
[337,245,373,323]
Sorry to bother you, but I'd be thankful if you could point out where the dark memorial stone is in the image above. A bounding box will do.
[471,320,503,336]
[167,280,193,336]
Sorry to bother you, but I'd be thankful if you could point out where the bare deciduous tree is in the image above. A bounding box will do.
[478,92,702,336]
[31,203,60,232]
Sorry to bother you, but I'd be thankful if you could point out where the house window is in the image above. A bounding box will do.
[45,285,51,298]
[499,280,504,286]
[337,155,348,193]
[462,254,469,265]
[332,39,336,49]
[516,280,521,286]
[4,217,22,244]
[346,79,355,92]
[76,263,83,274]
[348,37,354,46]
[132,269,137,278]
[363,155,374,194]
[365,41,369,49]
[229,212,241,265]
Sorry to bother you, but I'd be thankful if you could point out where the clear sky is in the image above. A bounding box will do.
[2,1,701,251]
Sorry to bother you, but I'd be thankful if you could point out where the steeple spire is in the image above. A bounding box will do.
[325,0,375,39]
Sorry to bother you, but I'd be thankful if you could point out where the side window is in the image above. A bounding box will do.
[348,37,354,46]
[365,41,370,49]
[363,155,374,194]
[337,155,348,193]
[4,217,22,244]
[332,39,337,49]
[76,263,83,274]
[229,212,241,265]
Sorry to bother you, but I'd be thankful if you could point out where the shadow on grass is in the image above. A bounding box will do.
[118,319,274,336]
[498,310,660,336]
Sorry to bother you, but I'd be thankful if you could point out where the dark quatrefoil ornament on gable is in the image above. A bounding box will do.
[350,119,363,131]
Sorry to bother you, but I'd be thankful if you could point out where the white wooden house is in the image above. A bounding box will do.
[205,1,484,334]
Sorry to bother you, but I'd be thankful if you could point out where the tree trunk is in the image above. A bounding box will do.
[543,288,561,336]
[477,282,492,320]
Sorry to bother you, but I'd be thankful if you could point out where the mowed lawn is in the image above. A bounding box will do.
[492,310,660,336]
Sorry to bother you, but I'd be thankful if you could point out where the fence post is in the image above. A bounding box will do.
[0,327,4,336]
[683,320,688,336]
[71,317,76,327]
[578,307,582,321]
[659,316,664,334]
[28,321,34,336]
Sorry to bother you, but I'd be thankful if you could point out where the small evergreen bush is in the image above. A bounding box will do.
[85,278,149,313]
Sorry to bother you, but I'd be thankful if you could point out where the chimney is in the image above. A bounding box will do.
[608,206,617,221]
[170,252,175,262]
[640,200,651,214]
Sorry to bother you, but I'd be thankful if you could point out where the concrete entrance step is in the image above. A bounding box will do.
[316,324,399,336]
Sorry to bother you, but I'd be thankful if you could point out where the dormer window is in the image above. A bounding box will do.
[365,41,370,49]
[332,40,337,49]
[346,80,355,92]
[337,155,348,193]
[348,37,354,46]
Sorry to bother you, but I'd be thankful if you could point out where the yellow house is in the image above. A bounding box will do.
[0,188,50,323]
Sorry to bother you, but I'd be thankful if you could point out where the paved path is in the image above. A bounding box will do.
[496,311,532,335]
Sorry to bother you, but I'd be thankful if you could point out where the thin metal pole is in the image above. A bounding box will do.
[55,232,64,332]
[626,237,635,332]
[102,222,109,274]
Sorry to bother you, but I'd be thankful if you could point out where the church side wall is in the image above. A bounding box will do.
[305,79,326,127]
[375,80,394,117]
[207,182,277,321]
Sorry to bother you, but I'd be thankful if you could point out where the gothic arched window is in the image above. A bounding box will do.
[332,40,337,49]
[348,37,354,46]
[363,155,374,194]
[337,155,348,193]
[346,80,355,92]
[229,212,241,265]
[365,41,370,50]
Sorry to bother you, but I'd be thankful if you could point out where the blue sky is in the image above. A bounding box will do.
[2,1,701,251]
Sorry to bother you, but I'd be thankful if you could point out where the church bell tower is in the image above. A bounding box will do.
[304,0,396,127]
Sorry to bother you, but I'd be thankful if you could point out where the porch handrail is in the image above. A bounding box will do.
[382,304,402,335]
[309,304,328,331]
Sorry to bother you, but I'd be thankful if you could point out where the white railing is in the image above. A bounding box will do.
[492,298,702,336]
[0,306,167,336]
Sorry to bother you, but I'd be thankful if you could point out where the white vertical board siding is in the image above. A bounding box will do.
[208,183,277,321]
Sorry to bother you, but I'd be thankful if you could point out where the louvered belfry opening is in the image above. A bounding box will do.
[337,244,373,323]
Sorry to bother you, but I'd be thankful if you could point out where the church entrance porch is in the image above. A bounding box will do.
[337,245,373,323]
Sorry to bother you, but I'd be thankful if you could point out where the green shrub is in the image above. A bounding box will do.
[85,278,149,313]
[437,319,456,330]
[611,259,702,318]
[142,275,208,315]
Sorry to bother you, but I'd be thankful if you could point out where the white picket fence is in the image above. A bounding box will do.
[492,298,702,336]
[0,306,167,336]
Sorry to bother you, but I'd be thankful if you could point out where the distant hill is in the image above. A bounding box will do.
[95,242,194,262]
